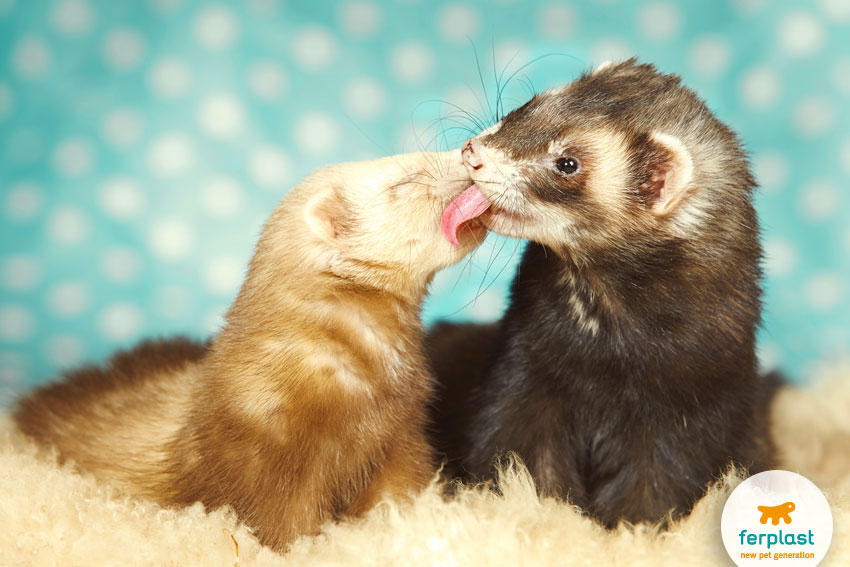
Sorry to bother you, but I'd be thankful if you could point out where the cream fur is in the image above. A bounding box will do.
[3,365,850,566]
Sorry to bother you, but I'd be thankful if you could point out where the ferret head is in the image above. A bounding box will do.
[266,150,484,297]
[461,59,756,260]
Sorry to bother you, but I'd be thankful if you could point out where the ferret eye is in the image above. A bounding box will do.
[555,157,579,175]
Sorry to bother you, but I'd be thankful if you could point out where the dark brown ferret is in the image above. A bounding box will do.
[429,60,776,527]
[15,151,484,551]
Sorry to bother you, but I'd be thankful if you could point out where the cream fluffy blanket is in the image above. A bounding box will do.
[3,366,850,567]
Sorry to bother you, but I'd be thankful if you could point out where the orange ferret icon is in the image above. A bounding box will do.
[757,502,795,525]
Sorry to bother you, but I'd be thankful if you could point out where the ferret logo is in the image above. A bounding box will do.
[758,502,794,525]
[721,471,832,566]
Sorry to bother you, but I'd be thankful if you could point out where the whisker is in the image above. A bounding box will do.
[491,39,502,122]
[469,40,496,126]
[498,52,581,105]
[424,99,489,133]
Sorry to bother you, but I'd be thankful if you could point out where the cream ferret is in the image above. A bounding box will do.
[14,151,484,551]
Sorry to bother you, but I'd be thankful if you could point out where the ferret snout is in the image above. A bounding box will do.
[462,138,484,170]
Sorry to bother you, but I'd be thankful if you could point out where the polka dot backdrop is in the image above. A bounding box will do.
[1,0,849,402]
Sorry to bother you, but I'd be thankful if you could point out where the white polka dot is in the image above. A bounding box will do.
[343,77,386,119]
[0,83,11,118]
[201,177,244,217]
[689,35,732,76]
[537,4,576,40]
[46,281,90,317]
[739,66,780,109]
[193,5,238,50]
[793,96,834,138]
[429,265,459,294]
[390,42,434,85]
[151,0,182,12]
[101,107,143,147]
[637,3,681,41]
[147,133,195,176]
[437,4,479,43]
[294,113,341,155]
[762,238,797,277]
[339,1,382,37]
[6,129,43,164]
[777,12,824,57]
[443,84,485,119]
[204,307,228,334]
[833,58,850,94]
[247,145,293,190]
[1,255,40,291]
[590,39,632,65]
[148,57,192,98]
[734,0,764,14]
[4,182,44,220]
[98,303,142,341]
[842,139,850,174]
[806,272,844,311]
[46,335,84,367]
[469,290,506,321]
[52,138,94,177]
[204,255,245,295]
[51,0,94,35]
[493,41,530,74]
[799,180,840,221]
[154,285,191,318]
[47,207,89,245]
[247,61,287,101]
[11,36,50,78]
[99,177,145,219]
[101,247,140,283]
[752,150,788,193]
[292,26,337,70]
[148,218,194,260]
[0,305,34,341]
[197,93,245,139]
[757,342,781,372]
[820,0,850,21]
[103,28,146,70]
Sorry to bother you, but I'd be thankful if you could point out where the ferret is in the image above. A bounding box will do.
[429,59,776,526]
[14,150,484,551]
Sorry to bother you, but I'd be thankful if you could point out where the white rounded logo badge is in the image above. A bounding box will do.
[721,470,833,566]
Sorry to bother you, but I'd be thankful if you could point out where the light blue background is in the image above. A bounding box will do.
[1,0,849,402]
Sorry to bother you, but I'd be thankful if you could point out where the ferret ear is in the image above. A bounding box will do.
[304,186,347,245]
[639,131,694,215]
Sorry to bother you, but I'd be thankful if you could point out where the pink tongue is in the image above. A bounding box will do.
[441,185,491,248]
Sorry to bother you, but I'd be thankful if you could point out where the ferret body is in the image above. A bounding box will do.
[429,60,775,526]
[15,151,482,551]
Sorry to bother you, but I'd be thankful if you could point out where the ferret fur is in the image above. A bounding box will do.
[15,151,481,551]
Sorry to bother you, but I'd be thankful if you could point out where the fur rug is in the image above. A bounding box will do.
[3,365,850,567]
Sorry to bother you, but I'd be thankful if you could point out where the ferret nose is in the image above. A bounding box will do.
[462,138,484,170]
